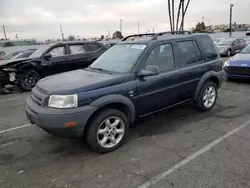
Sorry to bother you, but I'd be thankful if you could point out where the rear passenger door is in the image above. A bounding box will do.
[175,40,207,100]
[135,42,182,116]
[68,44,90,69]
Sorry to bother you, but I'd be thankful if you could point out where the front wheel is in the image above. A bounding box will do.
[86,109,129,153]
[227,49,232,57]
[18,70,41,91]
[195,81,217,111]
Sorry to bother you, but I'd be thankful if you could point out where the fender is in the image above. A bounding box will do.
[194,70,223,101]
[16,61,41,75]
[90,94,136,122]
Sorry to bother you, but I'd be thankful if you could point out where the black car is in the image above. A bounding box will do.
[0,41,107,91]
[25,31,224,153]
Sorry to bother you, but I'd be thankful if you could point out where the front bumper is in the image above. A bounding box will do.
[224,67,250,79]
[25,96,98,138]
[0,72,9,88]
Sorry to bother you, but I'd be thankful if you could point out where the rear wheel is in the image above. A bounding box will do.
[86,109,129,153]
[195,81,217,111]
[18,70,41,91]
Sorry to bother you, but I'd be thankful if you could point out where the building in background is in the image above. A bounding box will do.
[0,39,37,47]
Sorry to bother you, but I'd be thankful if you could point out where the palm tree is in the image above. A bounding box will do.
[172,0,175,31]
[176,0,183,31]
[179,0,191,30]
[168,0,173,31]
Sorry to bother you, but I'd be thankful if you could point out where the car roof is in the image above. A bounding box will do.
[118,32,210,45]
[54,41,101,45]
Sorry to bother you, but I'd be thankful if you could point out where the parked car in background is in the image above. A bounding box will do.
[0,41,107,91]
[0,51,5,61]
[25,31,224,153]
[243,37,250,45]
[10,49,37,60]
[0,51,24,61]
[216,38,247,57]
[213,38,223,44]
[224,44,250,79]
[100,40,119,49]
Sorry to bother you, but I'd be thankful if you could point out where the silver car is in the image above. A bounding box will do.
[216,38,247,56]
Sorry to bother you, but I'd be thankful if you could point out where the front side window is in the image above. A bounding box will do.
[90,44,146,73]
[145,43,174,72]
[70,45,85,54]
[48,46,65,57]
[176,41,197,66]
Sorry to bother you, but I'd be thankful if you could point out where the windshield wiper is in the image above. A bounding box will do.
[88,66,113,74]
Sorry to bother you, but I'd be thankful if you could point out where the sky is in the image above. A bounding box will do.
[0,0,249,41]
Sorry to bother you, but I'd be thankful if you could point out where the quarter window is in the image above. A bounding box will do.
[48,46,65,57]
[199,35,218,61]
[145,43,175,72]
[176,41,197,66]
[69,45,85,54]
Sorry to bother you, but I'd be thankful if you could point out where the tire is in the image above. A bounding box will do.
[86,108,129,153]
[227,49,232,57]
[195,81,217,111]
[18,70,41,91]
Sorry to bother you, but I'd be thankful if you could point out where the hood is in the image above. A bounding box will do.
[228,54,250,67]
[0,57,30,66]
[36,69,126,94]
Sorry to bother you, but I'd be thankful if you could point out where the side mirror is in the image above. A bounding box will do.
[44,53,52,60]
[138,65,160,77]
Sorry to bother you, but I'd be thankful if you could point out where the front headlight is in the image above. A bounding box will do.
[48,94,78,108]
[223,61,229,68]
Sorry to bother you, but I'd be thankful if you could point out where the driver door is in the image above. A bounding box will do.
[134,42,181,116]
[41,45,69,76]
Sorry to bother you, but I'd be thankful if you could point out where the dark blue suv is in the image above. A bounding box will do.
[25,31,224,153]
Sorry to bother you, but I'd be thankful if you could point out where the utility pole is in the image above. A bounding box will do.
[202,16,204,23]
[120,19,123,34]
[60,24,64,41]
[137,21,140,34]
[229,3,234,37]
[2,25,7,40]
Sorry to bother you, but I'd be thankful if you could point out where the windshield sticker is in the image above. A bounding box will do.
[131,45,146,50]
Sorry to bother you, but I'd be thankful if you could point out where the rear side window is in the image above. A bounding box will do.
[87,43,101,51]
[193,41,203,61]
[199,35,218,61]
[176,41,197,66]
[69,45,85,54]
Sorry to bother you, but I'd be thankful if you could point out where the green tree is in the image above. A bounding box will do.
[193,22,207,33]
[4,41,14,47]
[68,35,75,41]
[112,31,123,39]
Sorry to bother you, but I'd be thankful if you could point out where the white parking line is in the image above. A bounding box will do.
[137,120,250,188]
[0,124,32,134]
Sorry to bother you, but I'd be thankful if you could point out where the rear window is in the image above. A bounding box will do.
[87,43,101,51]
[199,35,219,61]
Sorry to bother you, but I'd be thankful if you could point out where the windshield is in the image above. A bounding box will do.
[217,38,234,45]
[90,44,147,73]
[240,45,250,54]
[29,46,50,58]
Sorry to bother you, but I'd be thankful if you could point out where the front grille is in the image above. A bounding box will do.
[30,86,47,106]
[228,66,250,75]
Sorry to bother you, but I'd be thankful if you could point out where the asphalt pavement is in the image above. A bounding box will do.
[1,60,250,188]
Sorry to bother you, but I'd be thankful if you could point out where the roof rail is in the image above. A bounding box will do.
[151,30,191,40]
[121,33,155,42]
